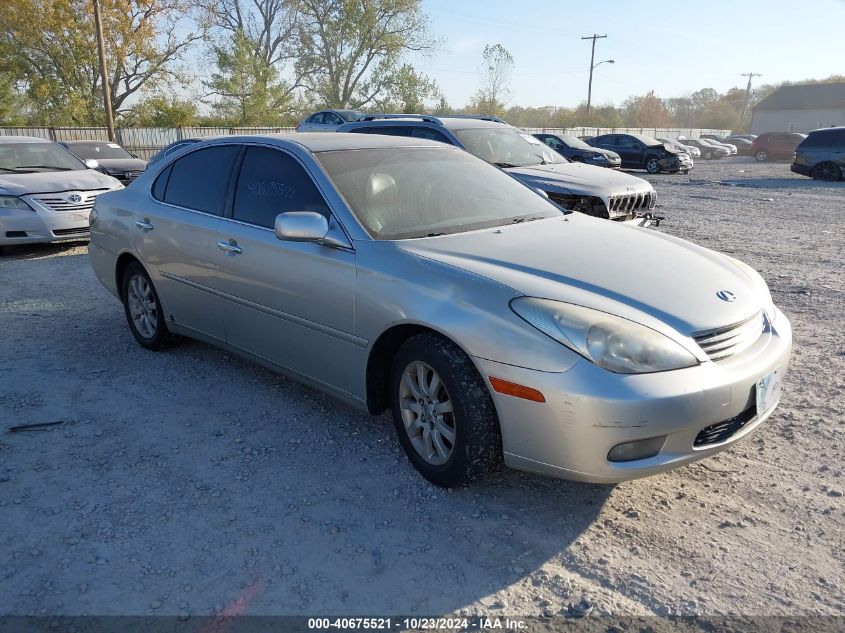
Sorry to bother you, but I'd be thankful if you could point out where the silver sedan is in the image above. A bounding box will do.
[89,133,792,487]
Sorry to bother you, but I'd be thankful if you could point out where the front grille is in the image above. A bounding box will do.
[693,312,765,361]
[118,171,142,183]
[52,227,90,237]
[694,405,756,447]
[608,191,656,213]
[31,190,107,213]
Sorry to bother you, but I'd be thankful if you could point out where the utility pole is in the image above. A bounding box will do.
[739,72,762,132]
[582,34,607,116]
[92,0,116,142]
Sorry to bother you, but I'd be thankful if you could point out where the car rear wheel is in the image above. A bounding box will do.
[812,162,841,181]
[390,332,502,487]
[121,261,174,350]
[645,157,662,174]
[703,150,714,160]
[755,150,768,162]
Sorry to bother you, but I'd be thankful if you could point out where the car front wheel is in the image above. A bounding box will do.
[645,157,662,174]
[703,150,714,160]
[121,261,174,350]
[755,150,768,161]
[390,333,502,487]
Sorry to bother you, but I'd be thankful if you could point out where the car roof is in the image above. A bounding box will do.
[0,135,52,144]
[62,139,117,145]
[209,132,453,152]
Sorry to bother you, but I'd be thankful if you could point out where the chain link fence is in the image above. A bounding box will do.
[0,125,732,159]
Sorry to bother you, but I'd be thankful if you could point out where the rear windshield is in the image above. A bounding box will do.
[0,142,85,173]
[315,147,562,240]
[66,142,132,160]
[452,127,564,167]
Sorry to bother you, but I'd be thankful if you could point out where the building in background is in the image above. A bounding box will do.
[751,83,845,134]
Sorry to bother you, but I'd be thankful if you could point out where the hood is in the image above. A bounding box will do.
[0,169,121,196]
[399,215,763,336]
[96,158,148,172]
[657,143,682,155]
[591,148,621,160]
[505,162,652,201]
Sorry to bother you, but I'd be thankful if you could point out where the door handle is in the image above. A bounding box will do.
[217,240,243,255]
[135,219,154,231]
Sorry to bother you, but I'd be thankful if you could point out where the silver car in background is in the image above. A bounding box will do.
[89,133,792,487]
[297,109,364,132]
[0,136,122,250]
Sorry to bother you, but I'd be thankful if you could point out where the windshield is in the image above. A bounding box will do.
[66,142,132,160]
[316,147,562,240]
[0,142,86,173]
[560,135,592,150]
[337,110,363,122]
[630,134,662,146]
[452,127,564,167]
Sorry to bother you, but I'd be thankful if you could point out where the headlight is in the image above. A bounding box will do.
[590,154,605,160]
[721,255,776,323]
[0,195,34,211]
[510,298,698,374]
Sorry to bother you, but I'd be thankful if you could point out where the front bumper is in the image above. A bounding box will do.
[473,307,792,483]
[790,163,812,177]
[0,206,89,246]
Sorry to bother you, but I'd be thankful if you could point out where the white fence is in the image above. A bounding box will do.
[0,125,732,159]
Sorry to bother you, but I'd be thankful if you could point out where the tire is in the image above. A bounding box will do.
[645,157,661,174]
[755,150,768,162]
[703,150,714,160]
[812,162,842,182]
[390,332,502,487]
[120,261,174,350]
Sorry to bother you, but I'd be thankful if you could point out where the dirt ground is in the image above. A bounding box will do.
[0,157,842,620]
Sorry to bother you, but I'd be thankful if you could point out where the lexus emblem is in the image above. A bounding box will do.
[67,194,82,204]
[716,290,736,302]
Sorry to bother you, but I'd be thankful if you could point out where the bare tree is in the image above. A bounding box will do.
[472,43,513,116]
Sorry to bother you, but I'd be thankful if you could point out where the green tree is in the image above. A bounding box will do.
[374,64,441,112]
[125,94,199,127]
[0,0,201,126]
[295,0,435,109]
[206,28,294,125]
[0,76,27,125]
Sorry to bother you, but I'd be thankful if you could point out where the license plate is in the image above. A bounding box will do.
[756,370,782,416]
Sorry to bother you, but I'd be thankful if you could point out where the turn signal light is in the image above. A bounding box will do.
[488,377,545,403]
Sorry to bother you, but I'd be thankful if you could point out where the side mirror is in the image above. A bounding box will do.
[274,211,329,242]
[84,158,99,169]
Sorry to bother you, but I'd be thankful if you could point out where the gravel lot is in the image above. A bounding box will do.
[1,157,843,620]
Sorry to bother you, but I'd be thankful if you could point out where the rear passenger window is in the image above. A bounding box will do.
[802,132,831,147]
[162,146,241,215]
[151,164,172,200]
[411,127,450,143]
[232,147,330,228]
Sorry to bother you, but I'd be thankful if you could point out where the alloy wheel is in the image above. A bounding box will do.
[398,361,456,466]
[127,274,158,339]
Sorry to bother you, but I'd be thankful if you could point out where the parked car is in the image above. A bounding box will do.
[791,127,845,181]
[337,115,658,226]
[586,133,694,174]
[750,133,807,161]
[532,133,622,169]
[0,136,122,251]
[700,135,737,155]
[90,133,792,487]
[678,138,730,160]
[147,139,202,167]
[656,137,700,158]
[61,140,147,185]
[297,109,364,132]
[724,137,753,155]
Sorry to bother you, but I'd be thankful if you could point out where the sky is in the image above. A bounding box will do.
[406,0,845,108]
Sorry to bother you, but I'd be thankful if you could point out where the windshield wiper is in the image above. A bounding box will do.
[425,232,446,237]
[13,165,74,171]
[0,167,19,172]
[493,162,518,168]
